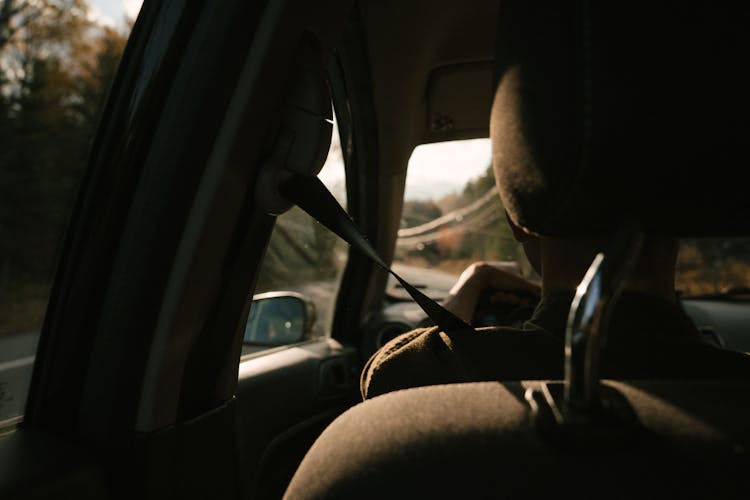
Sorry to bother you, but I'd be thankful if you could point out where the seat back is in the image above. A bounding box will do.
[285,381,750,498]
[285,1,750,497]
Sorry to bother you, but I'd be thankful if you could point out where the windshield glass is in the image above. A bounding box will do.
[391,139,534,300]
[392,139,750,301]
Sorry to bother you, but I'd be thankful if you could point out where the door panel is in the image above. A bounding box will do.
[236,340,359,499]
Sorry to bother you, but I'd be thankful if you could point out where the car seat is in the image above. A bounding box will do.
[284,1,750,498]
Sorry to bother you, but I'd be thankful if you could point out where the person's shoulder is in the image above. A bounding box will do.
[360,324,543,399]
[360,326,445,400]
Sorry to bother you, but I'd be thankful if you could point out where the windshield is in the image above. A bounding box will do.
[392,139,750,301]
[391,139,534,300]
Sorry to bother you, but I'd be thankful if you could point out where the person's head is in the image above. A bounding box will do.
[487,4,698,304]
[488,51,680,303]
[501,202,678,302]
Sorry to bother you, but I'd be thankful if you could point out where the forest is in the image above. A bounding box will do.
[1,0,129,334]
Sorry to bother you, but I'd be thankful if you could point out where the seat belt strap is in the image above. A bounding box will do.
[280,173,474,334]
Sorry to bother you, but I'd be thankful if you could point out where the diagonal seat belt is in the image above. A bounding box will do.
[280,173,475,334]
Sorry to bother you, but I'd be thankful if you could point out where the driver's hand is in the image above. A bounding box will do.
[441,262,540,323]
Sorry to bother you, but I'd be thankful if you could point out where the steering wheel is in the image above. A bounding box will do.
[471,288,540,328]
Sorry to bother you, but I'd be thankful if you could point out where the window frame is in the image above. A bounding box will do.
[240,107,350,354]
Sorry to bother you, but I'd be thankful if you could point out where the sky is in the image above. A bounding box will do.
[405,138,491,200]
[87,0,491,202]
[317,115,490,202]
[89,0,143,28]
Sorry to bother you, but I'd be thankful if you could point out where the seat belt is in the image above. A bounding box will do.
[280,173,475,334]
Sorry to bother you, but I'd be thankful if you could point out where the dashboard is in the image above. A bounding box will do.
[360,296,750,361]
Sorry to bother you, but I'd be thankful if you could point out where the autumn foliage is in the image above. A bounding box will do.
[0,0,130,334]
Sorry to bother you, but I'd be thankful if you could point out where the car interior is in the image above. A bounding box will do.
[1,0,750,499]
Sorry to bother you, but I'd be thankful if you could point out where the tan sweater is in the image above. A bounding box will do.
[361,292,750,399]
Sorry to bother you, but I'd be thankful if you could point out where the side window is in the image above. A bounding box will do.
[241,115,347,355]
[0,2,138,424]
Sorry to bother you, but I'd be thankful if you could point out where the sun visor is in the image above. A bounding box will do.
[425,62,493,142]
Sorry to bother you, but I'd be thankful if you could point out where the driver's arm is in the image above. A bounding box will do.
[442,262,540,322]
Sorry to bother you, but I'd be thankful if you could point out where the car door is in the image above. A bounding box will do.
[1,1,362,498]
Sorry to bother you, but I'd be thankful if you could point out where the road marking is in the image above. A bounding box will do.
[0,356,35,372]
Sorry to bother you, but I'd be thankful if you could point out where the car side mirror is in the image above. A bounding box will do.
[243,292,317,346]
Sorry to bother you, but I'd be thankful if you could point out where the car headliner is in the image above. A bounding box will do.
[362,0,499,176]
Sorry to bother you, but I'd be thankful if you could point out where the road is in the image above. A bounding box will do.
[0,330,38,421]
[388,263,459,301]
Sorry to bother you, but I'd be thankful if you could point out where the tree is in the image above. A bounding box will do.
[1,1,89,94]
[401,200,442,228]
[73,25,128,130]
[445,165,520,263]
[0,1,129,334]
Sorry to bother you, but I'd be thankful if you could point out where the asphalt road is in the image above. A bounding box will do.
[388,263,459,301]
[0,330,38,422]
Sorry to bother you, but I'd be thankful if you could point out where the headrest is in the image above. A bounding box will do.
[491,1,750,237]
